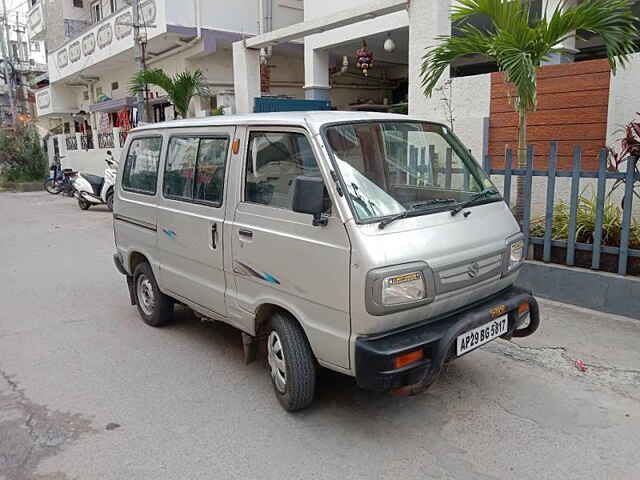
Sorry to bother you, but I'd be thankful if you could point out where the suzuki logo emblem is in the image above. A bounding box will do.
[467,262,480,278]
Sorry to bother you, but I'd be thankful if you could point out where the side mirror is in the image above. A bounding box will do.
[292,176,329,226]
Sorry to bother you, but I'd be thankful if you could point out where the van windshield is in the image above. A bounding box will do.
[324,121,499,222]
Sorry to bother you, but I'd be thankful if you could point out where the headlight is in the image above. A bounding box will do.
[382,272,426,306]
[507,239,525,271]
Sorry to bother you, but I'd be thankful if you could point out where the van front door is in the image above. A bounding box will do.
[230,128,351,369]
[157,128,234,317]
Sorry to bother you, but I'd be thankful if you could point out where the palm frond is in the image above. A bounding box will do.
[421,24,492,97]
[129,69,174,96]
[129,69,209,118]
[541,0,638,73]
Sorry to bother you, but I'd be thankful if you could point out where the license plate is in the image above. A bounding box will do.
[457,314,508,356]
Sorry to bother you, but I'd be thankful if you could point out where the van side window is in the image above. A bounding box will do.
[164,137,198,200]
[122,137,162,195]
[245,132,322,209]
[194,138,227,205]
[163,136,229,206]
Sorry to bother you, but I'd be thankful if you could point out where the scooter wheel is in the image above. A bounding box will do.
[106,191,114,212]
[78,198,91,210]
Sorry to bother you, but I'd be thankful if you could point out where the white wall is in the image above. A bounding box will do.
[304,0,369,20]
[606,52,640,148]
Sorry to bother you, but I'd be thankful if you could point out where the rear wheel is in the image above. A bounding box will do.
[267,312,316,412]
[78,198,90,210]
[44,179,62,194]
[133,262,173,327]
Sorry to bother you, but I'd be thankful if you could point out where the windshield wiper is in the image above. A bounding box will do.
[412,198,457,210]
[450,188,500,217]
[379,198,460,229]
[378,211,412,230]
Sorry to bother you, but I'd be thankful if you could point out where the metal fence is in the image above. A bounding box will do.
[65,134,78,151]
[483,143,639,276]
[80,134,94,150]
[97,132,115,149]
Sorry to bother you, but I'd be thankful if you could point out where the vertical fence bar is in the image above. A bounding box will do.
[445,148,452,190]
[618,156,637,275]
[409,146,417,186]
[591,150,607,270]
[543,143,558,262]
[522,146,534,258]
[503,149,513,207]
[429,145,438,186]
[416,146,424,185]
[483,153,491,173]
[566,146,582,266]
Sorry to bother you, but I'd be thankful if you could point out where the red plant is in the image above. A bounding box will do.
[608,113,640,172]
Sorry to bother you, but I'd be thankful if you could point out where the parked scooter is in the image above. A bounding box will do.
[72,151,119,211]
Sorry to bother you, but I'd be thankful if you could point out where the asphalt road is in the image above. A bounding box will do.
[1,191,639,480]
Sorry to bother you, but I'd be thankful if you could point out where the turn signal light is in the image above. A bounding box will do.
[518,303,530,314]
[394,350,424,369]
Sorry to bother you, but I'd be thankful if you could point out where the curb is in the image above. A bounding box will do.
[517,260,640,320]
[0,181,43,192]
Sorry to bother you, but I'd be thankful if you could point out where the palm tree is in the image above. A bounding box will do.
[421,0,638,218]
[130,69,210,119]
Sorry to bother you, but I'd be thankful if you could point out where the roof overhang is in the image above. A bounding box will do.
[89,96,136,113]
[244,0,408,49]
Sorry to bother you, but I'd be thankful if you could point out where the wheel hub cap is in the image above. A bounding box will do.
[137,275,155,316]
[267,331,287,393]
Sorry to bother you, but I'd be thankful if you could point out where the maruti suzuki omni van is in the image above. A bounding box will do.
[112,111,540,411]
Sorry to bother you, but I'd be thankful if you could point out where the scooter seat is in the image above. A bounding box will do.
[83,174,104,196]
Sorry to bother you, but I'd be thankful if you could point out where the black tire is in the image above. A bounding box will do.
[106,190,114,211]
[267,312,316,412]
[133,262,174,327]
[78,198,91,210]
[44,179,62,194]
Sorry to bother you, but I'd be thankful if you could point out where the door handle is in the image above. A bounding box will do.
[211,223,217,249]
[238,229,253,239]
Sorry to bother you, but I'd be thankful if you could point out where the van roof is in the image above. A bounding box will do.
[131,111,424,133]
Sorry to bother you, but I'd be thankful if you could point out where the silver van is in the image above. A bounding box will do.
[112,111,540,411]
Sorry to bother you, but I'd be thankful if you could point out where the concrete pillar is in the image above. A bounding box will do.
[408,0,452,120]
[543,0,578,64]
[233,41,261,114]
[303,41,330,101]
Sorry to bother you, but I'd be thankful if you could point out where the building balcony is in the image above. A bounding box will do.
[48,0,170,84]
[36,85,79,117]
[27,1,45,42]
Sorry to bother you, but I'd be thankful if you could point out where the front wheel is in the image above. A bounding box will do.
[44,179,62,194]
[267,312,316,412]
[78,198,90,210]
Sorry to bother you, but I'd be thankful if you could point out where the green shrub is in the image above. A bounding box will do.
[530,193,640,249]
[0,126,47,183]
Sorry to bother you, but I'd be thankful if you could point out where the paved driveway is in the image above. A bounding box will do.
[1,192,639,480]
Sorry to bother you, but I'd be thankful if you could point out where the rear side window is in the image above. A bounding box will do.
[163,136,229,207]
[122,137,162,195]
[245,132,321,209]
[164,137,198,200]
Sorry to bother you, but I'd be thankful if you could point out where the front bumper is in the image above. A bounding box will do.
[354,286,539,392]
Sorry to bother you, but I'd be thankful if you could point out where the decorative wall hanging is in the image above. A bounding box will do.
[355,40,374,77]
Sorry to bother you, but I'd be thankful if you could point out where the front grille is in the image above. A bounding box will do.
[435,252,505,294]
